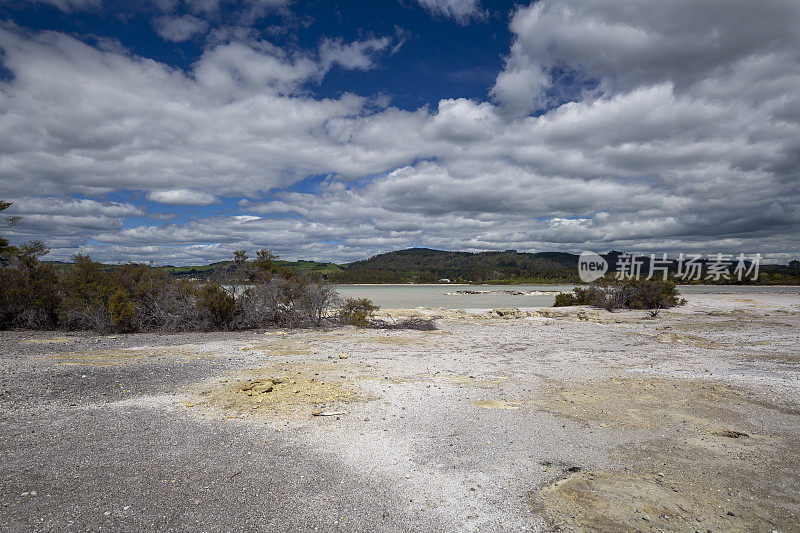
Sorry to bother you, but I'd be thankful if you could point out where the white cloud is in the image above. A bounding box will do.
[231,214,261,222]
[492,0,800,114]
[152,14,209,42]
[146,189,219,206]
[2,0,800,264]
[4,197,144,249]
[414,0,483,25]
[0,26,401,198]
[318,36,393,71]
[150,0,292,26]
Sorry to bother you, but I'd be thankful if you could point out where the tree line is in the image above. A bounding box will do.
[1,201,350,332]
[0,243,341,332]
[329,248,800,285]
[329,248,580,284]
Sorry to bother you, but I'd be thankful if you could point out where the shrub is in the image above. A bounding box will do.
[108,289,135,331]
[553,278,683,311]
[0,246,344,333]
[251,248,277,283]
[297,280,340,326]
[58,253,116,331]
[625,279,682,310]
[238,278,340,328]
[553,291,580,307]
[238,278,288,327]
[339,297,379,327]
[0,241,60,329]
[115,263,205,331]
[197,284,235,328]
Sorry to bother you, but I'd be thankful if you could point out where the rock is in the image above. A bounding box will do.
[240,379,276,396]
[490,308,528,319]
[531,308,570,319]
[712,429,749,438]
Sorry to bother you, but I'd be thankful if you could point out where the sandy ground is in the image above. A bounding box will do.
[1,293,799,532]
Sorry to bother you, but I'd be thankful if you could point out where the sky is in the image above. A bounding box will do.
[1,0,799,265]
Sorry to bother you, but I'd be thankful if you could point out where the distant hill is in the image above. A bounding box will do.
[328,248,799,285]
[328,248,584,283]
[43,248,799,284]
[162,259,344,278]
[43,258,344,279]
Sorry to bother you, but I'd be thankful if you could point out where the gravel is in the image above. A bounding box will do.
[1,292,798,531]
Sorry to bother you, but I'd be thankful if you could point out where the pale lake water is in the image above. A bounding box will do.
[334,284,799,310]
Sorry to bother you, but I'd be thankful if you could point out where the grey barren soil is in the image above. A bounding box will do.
[1,293,799,532]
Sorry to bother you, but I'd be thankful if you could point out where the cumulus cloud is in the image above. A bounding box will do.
[0,26,401,198]
[2,0,799,264]
[152,14,209,42]
[4,197,144,249]
[492,0,800,114]
[146,189,219,206]
[414,0,483,25]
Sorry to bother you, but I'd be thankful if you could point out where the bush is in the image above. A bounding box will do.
[59,254,116,332]
[108,289,135,331]
[625,279,683,310]
[0,246,345,333]
[197,284,235,328]
[297,280,340,326]
[237,278,340,328]
[339,297,379,327]
[0,241,60,329]
[553,291,580,307]
[553,278,683,311]
[109,263,201,331]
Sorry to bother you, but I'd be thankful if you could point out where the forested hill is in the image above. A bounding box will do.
[42,248,800,284]
[327,248,800,284]
[328,248,587,283]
